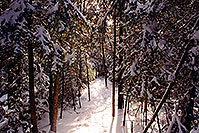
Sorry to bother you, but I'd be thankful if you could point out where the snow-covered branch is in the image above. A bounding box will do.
[99,0,118,27]
[143,39,192,133]
[65,0,91,29]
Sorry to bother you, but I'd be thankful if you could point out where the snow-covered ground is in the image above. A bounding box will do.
[39,78,131,133]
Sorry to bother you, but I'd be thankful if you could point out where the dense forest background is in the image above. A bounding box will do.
[0,0,199,132]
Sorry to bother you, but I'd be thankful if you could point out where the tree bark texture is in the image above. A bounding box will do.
[60,72,65,119]
[51,73,59,132]
[28,43,38,133]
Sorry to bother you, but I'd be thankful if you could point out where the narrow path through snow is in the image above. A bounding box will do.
[39,78,130,133]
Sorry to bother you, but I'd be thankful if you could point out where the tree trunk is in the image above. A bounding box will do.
[157,114,161,133]
[144,78,148,126]
[60,72,65,119]
[51,72,59,132]
[123,85,131,126]
[78,84,81,108]
[26,0,38,132]
[118,0,124,110]
[86,56,91,101]
[127,100,130,113]
[78,49,82,108]
[28,43,38,133]
[123,94,128,126]
[118,82,123,109]
[49,73,53,125]
[95,63,98,79]
[72,88,76,111]
[183,87,195,131]
[97,65,100,77]
[101,25,107,87]
[144,97,147,126]
[117,68,125,110]
[112,11,116,117]
[152,100,161,133]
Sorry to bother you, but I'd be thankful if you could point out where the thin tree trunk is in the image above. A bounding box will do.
[51,72,59,132]
[123,94,128,126]
[60,72,65,119]
[144,78,148,126]
[49,73,53,125]
[118,0,124,110]
[78,86,81,108]
[97,65,100,77]
[28,43,38,133]
[72,88,76,111]
[152,100,161,133]
[86,56,91,101]
[117,68,125,109]
[123,85,131,126]
[27,0,38,131]
[78,72,82,108]
[141,102,144,127]
[117,69,125,110]
[77,73,81,108]
[157,114,161,133]
[118,83,123,109]
[101,25,107,87]
[127,100,130,113]
[144,97,147,126]
[95,64,98,79]
[60,30,64,119]
[112,11,116,117]
[78,49,82,108]
[131,121,134,133]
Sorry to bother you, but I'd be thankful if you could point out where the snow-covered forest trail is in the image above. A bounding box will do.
[39,78,130,133]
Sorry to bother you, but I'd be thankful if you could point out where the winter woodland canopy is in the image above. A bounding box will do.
[0,0,199,132]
